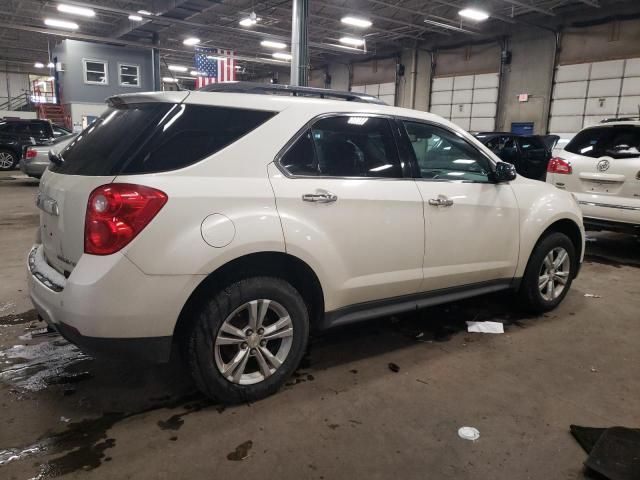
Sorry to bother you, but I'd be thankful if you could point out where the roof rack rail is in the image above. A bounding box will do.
[198,81,386,105]
[600,116,640,123]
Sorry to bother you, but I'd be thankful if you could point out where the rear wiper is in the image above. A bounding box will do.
[48,150,64,166]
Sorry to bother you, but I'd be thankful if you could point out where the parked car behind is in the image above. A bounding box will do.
[474,132,554,181]
[0,119,71,171]
[546,119,640,235]
[28,84,584,403]
[21,133,77,179]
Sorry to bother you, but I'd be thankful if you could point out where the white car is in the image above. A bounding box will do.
[28,84,584,403]
[547,120,640,235]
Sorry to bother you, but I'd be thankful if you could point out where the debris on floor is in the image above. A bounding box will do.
[458,426,480,441]
[227,440,253,461]
[584,293,602,298]
[570,425,640,480]
[466,321,504,334]
[388,362,400,373]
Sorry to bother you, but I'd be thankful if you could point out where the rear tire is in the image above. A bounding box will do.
[185,276,309,403]
[518,232,576,313]
[0,149,17,171]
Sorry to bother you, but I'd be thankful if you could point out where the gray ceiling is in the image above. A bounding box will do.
[0,0,634,79]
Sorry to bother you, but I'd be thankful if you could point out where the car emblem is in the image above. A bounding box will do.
[596,159,610,172]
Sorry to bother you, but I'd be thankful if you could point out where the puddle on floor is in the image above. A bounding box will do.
[0,337,91,392]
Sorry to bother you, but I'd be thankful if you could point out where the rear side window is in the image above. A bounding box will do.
[565,126,640,159]
[518,136,546,152]
[280,115,403,178]
[52,103,276,176]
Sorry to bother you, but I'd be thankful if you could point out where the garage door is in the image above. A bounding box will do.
[429,72,499,132]
[549,58,640,137]
[351,82,396,106]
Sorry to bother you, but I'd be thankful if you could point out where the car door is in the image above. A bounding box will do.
[399,120,520,291]
[268,114,425,312]
[516,136,550,180]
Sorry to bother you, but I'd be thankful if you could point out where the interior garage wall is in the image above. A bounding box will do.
[433,43,500,77]
[559,18,640,64]
[351,57,397,86]
[397,48,431,111]
[0,69,31,108]
[499,29,556,134]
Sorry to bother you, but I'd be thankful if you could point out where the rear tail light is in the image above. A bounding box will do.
[85,184,167,255]
[25,148,37,159]
[547,156,572,174]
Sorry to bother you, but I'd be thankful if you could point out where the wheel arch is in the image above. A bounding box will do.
[173,251,325,345]
[539,218,583,266]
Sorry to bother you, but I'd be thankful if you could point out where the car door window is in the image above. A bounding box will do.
[52,126,71,138]
[403,121,492,182]
[280,116,403,178]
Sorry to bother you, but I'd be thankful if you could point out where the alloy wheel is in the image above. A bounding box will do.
[214,299,294,385]
[538,247,571,301]
[0,152,14,169]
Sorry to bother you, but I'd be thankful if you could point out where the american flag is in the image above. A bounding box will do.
[194,47,236,88]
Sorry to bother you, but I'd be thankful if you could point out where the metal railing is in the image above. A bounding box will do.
[0,93,33,112]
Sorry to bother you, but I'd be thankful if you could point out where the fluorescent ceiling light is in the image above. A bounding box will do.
[341,16,372,28]
[183,37,200,46]
[272,52,292,61]
[44,18,79,29]
[47,76,55,81]
[162,77,178,83]
[47,62,55,68]
[458,8,490,21]
[261,40,286,49]
[239,17,256,26]
[57,4,95,17]
[137,10,152,15]
[235,65,243,70]
[168,65,188,72]
[190,70,201,76]
[128,14,143,21]
[339,37,365,47]
[34,62,44,68]
[206,55,222,61]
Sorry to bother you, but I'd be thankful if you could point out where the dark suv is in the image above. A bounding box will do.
[0,119,70,171]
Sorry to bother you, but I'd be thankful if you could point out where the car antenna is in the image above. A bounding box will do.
[160,57,184,91]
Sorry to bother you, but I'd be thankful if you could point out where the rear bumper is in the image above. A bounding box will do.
[583,217,640,235]
[28,244,203,363]
[20,160,47,177]
[576,197,640,226]
[52,321,172,363]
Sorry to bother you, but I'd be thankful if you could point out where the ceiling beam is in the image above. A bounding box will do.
[0,21,294,67]
[41,0,365,54]
[498,0,555,16]
[366,0,480,33]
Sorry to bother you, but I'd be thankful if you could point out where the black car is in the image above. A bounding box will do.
[0,119,71,171]
[473,132,556,181]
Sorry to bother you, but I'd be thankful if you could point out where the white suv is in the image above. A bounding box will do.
[28,84,584,403]
[547,119,640,235]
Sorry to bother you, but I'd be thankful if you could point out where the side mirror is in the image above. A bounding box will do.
[491,161,517,183]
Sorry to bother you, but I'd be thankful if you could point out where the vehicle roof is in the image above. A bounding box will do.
[0,118,50,124]
[110,89,455,126]
[583,120,640,128]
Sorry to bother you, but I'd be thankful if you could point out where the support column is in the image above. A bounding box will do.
[290,0,309,86]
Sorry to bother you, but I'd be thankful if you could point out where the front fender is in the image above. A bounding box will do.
[512,180,585,278]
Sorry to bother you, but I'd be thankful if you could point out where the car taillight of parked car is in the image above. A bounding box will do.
[25,148,37,159]
[547,157,572,174]
[84,184,168,255]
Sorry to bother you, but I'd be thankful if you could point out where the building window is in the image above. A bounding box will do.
[83,59,108,85]
[119,64,140,87]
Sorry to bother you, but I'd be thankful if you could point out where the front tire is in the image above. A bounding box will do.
[518,232,576,313]
[185,276,309,403]
[0,149,18,171]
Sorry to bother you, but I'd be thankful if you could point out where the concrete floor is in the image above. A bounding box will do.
[1,170,639,480]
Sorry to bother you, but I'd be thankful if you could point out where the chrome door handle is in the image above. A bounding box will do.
[302,191,338,203]
[428,195,454,207]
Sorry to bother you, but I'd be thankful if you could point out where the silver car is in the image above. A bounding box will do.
[20,133,77,179]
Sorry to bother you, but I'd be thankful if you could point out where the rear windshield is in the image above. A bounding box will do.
[51,103,276,175]
[565,125,640,159]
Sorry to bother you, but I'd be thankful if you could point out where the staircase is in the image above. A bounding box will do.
[37,103,71,130]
